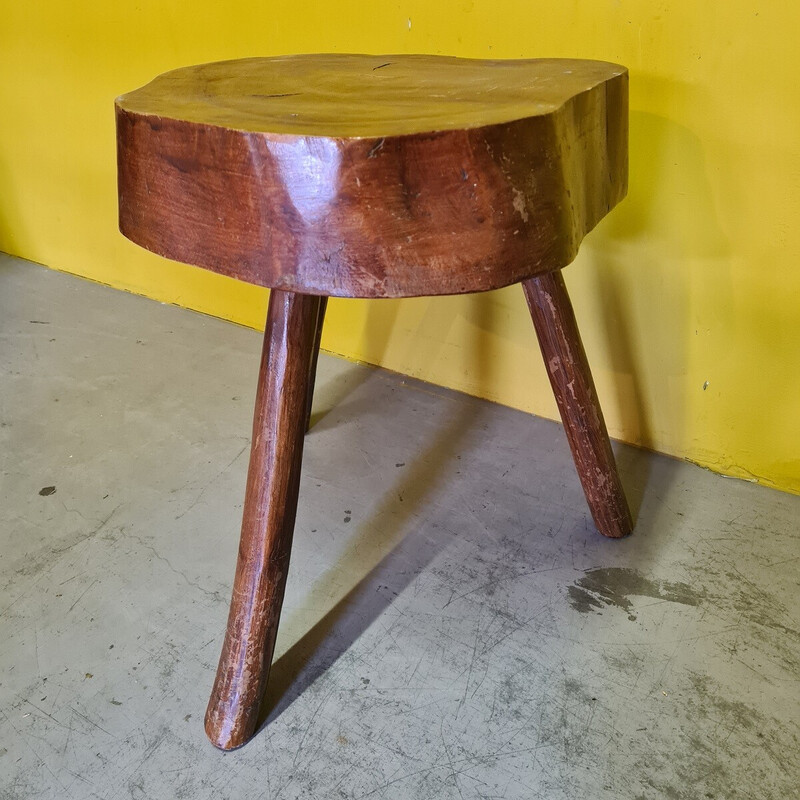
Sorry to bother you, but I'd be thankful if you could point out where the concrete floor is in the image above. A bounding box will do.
[1,254,798,800]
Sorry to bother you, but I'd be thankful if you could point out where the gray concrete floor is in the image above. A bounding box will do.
[1,253,798,800]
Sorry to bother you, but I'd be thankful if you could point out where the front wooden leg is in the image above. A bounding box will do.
[522,271,633,539]
[205,289,321,750]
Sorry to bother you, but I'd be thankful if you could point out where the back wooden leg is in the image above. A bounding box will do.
[305,296,328,432]
[522,271,633,539]
[205,289,321,750]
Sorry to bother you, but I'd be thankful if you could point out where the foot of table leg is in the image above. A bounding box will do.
[305,297,328,432]
[205,290,321,750]
[522,271,633,539]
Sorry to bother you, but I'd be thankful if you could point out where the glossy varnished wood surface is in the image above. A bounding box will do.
[205,289,321,751]
[116,55,626,137]
[116,54,627,298]
[523,273,633,539]
[115,55,633,750]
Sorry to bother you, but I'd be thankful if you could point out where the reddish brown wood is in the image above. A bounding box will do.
[205,289,321,750]
[116,55,627,298]
[115,55,633,750]
[305,296,328,432]
[523,271,632,539]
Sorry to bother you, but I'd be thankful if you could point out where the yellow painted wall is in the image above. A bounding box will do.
[2,2,798,493]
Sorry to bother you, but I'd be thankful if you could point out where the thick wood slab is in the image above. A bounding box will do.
[117,54,627,298]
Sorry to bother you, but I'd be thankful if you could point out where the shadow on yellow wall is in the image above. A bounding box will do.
[336,96,733,467]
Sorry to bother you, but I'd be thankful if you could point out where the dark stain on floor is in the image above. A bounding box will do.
[568,567,703,619]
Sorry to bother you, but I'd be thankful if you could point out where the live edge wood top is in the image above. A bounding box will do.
[116,54,628,297]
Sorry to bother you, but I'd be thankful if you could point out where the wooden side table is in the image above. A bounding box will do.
[115,54,633,750]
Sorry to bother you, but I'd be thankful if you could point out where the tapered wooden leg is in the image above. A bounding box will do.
[205,289,322,750]
[522,271,633,539]
[305,296,328,432]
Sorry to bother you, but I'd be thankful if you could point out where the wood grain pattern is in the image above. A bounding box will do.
[523,272,633,539]
[205,289,321,750]
[116,54,627,298]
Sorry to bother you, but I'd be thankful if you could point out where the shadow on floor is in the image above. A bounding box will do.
[256,273,660,733]
[259,384,489,728]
